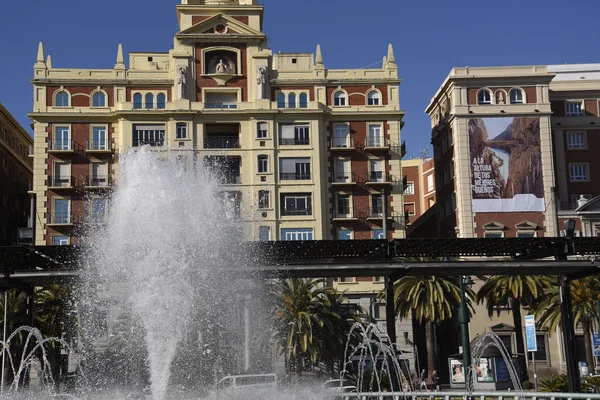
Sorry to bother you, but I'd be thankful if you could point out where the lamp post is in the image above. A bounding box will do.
[459,276,473,384]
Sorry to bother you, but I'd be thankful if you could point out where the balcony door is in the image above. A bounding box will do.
[93,127,107,150]
[336,194,351,218]
[334,125,349,147]
[371,195,383,217]
[55,127,70,150]
[370,159,384,182]
[368,124,383,147]
[54,162,70,186]
[335,159,350,183]
[54,199,70,224]
[91,162,109,186]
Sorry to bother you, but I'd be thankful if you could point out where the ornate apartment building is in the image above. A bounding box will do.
[0,103,33,246]
[420,63,600,376]
[29,0,406,246]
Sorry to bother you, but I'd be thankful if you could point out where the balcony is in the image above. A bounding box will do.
[85,175,112,189]
[364,137,389,149]
[278,138,310,146]
[48,140,74,153]
[281,207,312,217]
[204,136,240,149]
[330,137,354,150]
[204,155,241,185]
[86,139,113,153]
[401,141,407,158]
[48,176,74,190]
[280,173,311,181]
[331,172,365,186]
[205,103,238,109]
[47,213,74,226]
[366,171,391,185]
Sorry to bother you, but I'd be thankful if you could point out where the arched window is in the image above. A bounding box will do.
[145,93,154,109]
[333,90,346,106]
[288,93,296,108]
[510,89,524,104]
[367,90,380,106]
[157,93,166,109]
[92,92,106,107]
[299,93,308,108]
[477,89,492,105]
[55,91,69,107]
[258,154,268,173]
[133,93,142,109]
[277,93,286,108]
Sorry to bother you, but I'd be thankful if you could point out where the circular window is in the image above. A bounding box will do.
[215,24,227,34]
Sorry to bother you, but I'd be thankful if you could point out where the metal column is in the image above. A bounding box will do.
[459,276,471,377]
[385,276,396,345]
[382,192,388,239]
[560,275,581,392]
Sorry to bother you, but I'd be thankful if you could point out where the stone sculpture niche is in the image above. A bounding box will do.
[205,50,238,75]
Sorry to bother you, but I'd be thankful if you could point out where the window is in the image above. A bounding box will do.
[509,89,524,104]
[517,231,536,238]
[176,123,187,139]
[367,90,380,106]
[54,126,70,151]
[280,158,310,180]
[369,159,384,182]
[92,92,106,107]
[336,194,351,218]
[277,93,285,108]
[54,199,70,224]
[91,162,109,186]
[337,229,352,240]
[133,93,142,109]
[259,226,270,241]
[281,228,313,241]
[333,124,350,148]
[333,91,346,106]
[484,231,503,238]
[278,124,309,145]
[258,190,270,209]
[53,236,69,246]
[334,158,351,183]
[258,155,269,173]
[566,101,583,117]
[299,93,308,108]
[372,228,385,239]
[205,92,238,109]
[157,93,166,109]
[477,89,491,105]
[53,161,71,187]
[92,126,107,150]
[567,131,586,149]
[371,195,383,217]
[367,124,383,147]
[145,93,154,109]
[288,93,296,108]
[90,198,107,224]
[427,174,434,192]
[55,91,69,107]
[132,124,165,147]
[405,203,416,216]
[281,193,312,216]
[533,334,547,361]
[570,163,589,181]
[257,122,268,139]
[404,182,415,195]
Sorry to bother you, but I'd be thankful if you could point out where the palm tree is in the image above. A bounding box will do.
[393,276,474,383]
[476,275,552,383]
[269,278,345,374]
[532,276,600,370]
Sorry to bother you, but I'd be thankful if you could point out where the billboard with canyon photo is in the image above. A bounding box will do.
[469,117,545,212]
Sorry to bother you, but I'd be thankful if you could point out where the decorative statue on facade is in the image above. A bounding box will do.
[256,66,268,99]
[176,66,187,100]
[216,59,227,73]
[207,53,237,75]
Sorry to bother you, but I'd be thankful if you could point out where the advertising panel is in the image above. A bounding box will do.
[450,359,465,383]
[525,315,537,352]
[469,117,544,212]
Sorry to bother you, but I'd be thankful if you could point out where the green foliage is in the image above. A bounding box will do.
[269,278,361,374]
[476,275,552,317]
[538,374,568,392]
[583,375,600,393]
[522,381,534,390]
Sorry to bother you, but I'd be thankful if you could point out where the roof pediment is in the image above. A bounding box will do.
[177,13,265,39]
[515,220,538,230]
[491,323,514,332]
[576,195,600,213]
[483,221,505,230]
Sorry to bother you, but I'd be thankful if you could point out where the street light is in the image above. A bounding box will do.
[459,275,474,383]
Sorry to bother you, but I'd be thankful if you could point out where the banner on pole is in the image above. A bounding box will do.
[525,315,537,352]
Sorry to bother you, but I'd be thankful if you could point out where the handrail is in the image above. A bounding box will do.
[331,391,600,400]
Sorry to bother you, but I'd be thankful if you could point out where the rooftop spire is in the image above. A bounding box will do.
[387,43,395,64]
[115,43,125,69]
[315,44,323,65]
[36,42,45,63]
[46,55,52,69]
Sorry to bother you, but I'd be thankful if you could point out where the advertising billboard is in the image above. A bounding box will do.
[469,117,544,212]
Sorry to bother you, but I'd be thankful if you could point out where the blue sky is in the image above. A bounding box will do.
[1,0,599,157]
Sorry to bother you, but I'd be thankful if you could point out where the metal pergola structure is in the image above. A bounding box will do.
[1,237,600,391]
